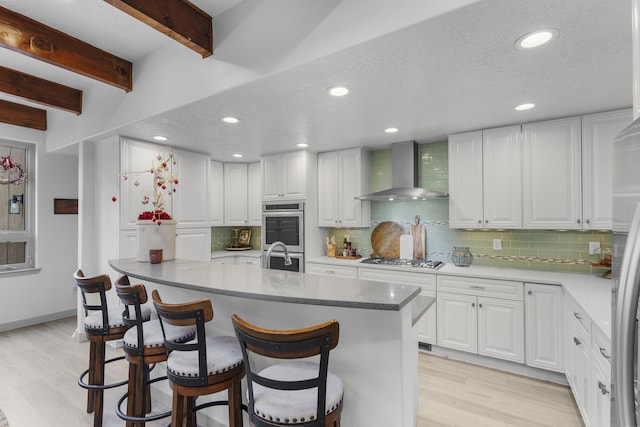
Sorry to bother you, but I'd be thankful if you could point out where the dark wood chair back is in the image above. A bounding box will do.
[74,268,113,335]
[231,314,340,426]
[115,275,150,357]
[151,289,213,386]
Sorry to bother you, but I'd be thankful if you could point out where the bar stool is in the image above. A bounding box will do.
[114,276,196,426]
[151,289,245,427]
[231,315,343,427]
[74,269,150,427]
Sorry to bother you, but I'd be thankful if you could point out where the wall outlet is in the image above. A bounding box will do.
[493,239,502,250]
[589,241,601,255]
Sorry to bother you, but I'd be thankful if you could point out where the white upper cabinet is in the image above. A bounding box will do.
[633,0,640,120]
[173,148,209,226]
[224,163,249,226]
[262,151,307,201]
[449,126,521,229]
[318,148,370,227]
[582,109,633,229]
[247,162,262,226]
[209,160,224,225]
[120,139,175,228]
[522,117,582,229]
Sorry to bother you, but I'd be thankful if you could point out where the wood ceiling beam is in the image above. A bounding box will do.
[0,99,46,131]
[0,66,82,115]
[0,6,132,92]
[105,0,213,58]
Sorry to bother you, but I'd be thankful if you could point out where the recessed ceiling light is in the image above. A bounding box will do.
[232,154,243,158]
[516,29,558,49]
[328,86,349,97]
[222,117,239,123]
[515,103,535,111]
[297,143,309,148]
[385,127,399,133]
[152,135,168,141]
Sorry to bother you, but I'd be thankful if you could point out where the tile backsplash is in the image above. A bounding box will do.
[211,226,261,252]
[328,141,611,275]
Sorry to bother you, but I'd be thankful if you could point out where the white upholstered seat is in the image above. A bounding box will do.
[166,335,243,378]
[84,305,151,330]
[123,319,195,349]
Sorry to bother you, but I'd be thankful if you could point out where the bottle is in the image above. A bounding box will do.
[343,235,348,257]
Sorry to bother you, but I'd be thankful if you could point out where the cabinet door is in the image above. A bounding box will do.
[317,151,339,226]
[436,292,477,353]
[477,297,524,363]
[247,162,262,226]
[282,151,307,199]
[525,283,564,372]
[448,131,483,228]
[224,163,248,225]
[120,140,174,228]
[339,148,368,227]
[522,117,582,229]
[236,256,261,267]
[209,160,224,225]
[261,155,282,200]
[482,125,522,228]
[566,317,592,424]
[417,290,436,345]
[591,362,611,427]
[306,262,357,278]
[176,228,211,261]
[582,109,633,230]
[174,149,208,226]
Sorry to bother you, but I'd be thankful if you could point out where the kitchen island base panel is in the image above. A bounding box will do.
[142,282,419,427]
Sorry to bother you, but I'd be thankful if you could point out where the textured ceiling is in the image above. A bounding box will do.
[0,0,633,161]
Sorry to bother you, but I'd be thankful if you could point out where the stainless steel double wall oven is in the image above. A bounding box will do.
[262,201,304,272]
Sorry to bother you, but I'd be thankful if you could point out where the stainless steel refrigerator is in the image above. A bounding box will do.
[612,117,640,426]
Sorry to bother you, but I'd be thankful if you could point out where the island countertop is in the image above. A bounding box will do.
[109,258,422,311]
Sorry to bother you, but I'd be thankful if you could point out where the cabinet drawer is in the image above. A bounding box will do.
[236,256,261,267]
[592,326,612,371]
[358,268,436,291]
[436,275,523,300]
[307,263,357,279]
[566,294,591,336]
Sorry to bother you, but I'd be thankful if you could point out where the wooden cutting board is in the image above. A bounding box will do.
[370,221,405,258]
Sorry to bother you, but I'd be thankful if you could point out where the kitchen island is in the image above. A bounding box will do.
[109,258,431,427]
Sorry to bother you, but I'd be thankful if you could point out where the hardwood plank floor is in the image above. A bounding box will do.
[0,317,584,426]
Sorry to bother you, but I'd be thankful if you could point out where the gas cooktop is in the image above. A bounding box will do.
[361,258,443,269]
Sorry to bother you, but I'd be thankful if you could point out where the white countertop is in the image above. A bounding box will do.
[306,256,612,339]
[110,258,422,311]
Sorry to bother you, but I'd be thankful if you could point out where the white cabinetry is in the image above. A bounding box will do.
[262,151,307,201]
[174,149,209,226]
[633,0,640,119]
[224,163,248,226]
[306,261,358,278]
[522,117,582,229]
[582,109,632,229]
[176,228,211,262]
[525,283,564,372]
[591,325,611,427]
[247,162,262,226]
[358,268,436,344]
[318,148,371,227]
[436,275,524,363]
[448,125,521,229]
[209,160,224,225]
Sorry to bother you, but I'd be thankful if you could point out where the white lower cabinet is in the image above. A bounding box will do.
[306,261,357,278]
[358,267,437,344]
[591,360,611,427]
[525,283,564,372]
[236,256,261,267]
[436,275,524,363]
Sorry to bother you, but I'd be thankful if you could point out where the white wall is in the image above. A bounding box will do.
[0,128,79,330]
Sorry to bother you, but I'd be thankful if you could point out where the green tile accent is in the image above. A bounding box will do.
[211,226,261,252]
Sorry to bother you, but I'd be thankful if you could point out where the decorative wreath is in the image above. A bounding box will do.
[0,156,27,185]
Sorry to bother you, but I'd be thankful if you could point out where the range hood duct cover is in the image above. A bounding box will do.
[355,141,448,201]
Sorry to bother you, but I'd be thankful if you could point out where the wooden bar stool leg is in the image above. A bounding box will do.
[87,340,97,413]
[186,397,195,427]
[228,375,243,427]
[171,390,182,427]
[133,360,145,426]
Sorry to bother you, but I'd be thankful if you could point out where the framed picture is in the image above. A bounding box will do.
[239,229,251,246]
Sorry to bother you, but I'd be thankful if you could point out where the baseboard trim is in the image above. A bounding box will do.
[0,310,76,333]
[423,345,568,385]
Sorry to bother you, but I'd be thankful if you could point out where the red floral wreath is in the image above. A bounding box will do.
[0,156,27,185]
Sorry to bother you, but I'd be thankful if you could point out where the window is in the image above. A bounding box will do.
[0,141,33,270]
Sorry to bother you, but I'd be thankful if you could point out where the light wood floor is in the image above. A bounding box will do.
[0,317,584,426]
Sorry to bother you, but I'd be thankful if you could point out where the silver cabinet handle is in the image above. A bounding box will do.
[573,336,581,346]
[479,303,483,308]
[471,302,475,308]
[528,290,533,295]
[485,220,488,223]
[478,220,482,224]
[586,219,590,224]
[470,285,485,290]
[598,380,610,395]
[599,346,611,360]
[577,219,581,224]
[325,270,335,274]
[573,312,582,320]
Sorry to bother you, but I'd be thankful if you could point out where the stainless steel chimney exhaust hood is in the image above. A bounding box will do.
[355,141,448,201]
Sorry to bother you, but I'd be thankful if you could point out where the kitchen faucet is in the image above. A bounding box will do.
[265,241,292,268]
